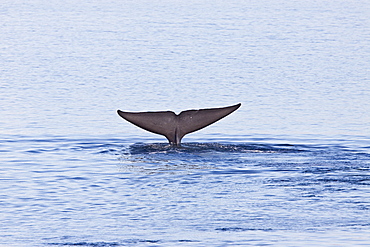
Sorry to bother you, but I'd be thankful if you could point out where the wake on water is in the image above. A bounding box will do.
[2,136,370,247]
[117,141,370,179]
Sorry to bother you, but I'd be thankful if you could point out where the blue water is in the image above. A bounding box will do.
[1,0,370,246]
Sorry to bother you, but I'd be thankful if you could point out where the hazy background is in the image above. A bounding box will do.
[1,0,369,141]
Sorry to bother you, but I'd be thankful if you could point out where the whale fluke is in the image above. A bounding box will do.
[117,103,241,145]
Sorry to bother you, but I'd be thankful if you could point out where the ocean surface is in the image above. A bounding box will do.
[1,0,370,246]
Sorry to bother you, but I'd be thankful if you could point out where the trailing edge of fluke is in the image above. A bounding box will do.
[117,103,241,145]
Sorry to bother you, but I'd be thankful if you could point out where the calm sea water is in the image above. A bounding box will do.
[1,0,370,246]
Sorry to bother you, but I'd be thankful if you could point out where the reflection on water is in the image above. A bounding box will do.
[128,142,308,154]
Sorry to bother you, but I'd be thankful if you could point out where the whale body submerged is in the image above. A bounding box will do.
[117,103,241,145]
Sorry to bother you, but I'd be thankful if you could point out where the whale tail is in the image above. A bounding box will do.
[117,103,241,145]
